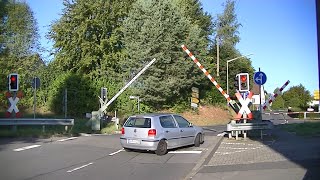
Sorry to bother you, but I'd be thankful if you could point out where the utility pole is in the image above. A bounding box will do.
[216,37,220,77]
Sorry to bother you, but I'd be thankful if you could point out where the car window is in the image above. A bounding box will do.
[159,115,177,128]
[173,115,190,128]
[124,117,151,128]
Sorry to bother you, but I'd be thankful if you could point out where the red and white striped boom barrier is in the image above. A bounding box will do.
[181,45,232,103]
[262,80,290,110]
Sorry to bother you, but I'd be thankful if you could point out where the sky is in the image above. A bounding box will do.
[26,0,319,95]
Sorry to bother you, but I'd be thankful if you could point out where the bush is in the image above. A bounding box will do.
[47,72,98,117]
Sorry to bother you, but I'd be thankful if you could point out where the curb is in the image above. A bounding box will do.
[183,136,224,180]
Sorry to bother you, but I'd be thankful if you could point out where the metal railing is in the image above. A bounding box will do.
[227,121,273,131]
[0,118,74,132]
[0,118,74,126]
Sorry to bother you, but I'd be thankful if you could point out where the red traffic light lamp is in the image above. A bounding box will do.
[240,75,247,82]
[8,73,19,92]
[236,73,249,92]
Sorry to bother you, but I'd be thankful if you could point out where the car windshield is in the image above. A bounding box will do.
[124,117,151,128]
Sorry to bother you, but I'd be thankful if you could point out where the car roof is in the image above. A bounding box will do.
[130,113,178,118]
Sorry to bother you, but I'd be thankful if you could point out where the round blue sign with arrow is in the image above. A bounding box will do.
[254,71,267,85]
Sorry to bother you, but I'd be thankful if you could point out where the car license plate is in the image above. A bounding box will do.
[127,139,140,144]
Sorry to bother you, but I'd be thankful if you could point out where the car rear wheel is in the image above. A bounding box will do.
[194,134,201,147]
[155,140,167,156]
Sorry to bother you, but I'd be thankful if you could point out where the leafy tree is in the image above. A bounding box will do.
[283,84,312,110]
[271,95,285,110]
[123,0,209,109]
[0,0,41,108]
[49,0,135,81]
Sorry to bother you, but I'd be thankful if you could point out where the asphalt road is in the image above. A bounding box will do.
[1,114,319,180]
[0,131,221,180]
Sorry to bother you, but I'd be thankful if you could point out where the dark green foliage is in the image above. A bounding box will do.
[47,72,98,117]
[123,0,209,109]
[49,0,135,81]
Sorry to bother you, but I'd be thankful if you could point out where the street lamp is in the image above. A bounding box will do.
[129,96,140,113]
[226,54,253,95]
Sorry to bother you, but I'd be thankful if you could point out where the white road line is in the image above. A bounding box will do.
[57,137,78,142]
[67,162,94,173]
[13,145,41,152]
[217,132,226,137]
[109,148,124,156]
[168,150,202,154]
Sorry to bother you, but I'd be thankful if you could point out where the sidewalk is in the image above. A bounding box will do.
[189,127,320,180]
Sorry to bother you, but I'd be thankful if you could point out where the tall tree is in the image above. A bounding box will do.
[283,84,312,110]
[207,0,253,101]
[0,0,39,57]
[49,0,135,81]
[0,0,41,107]
[123,0,209,109]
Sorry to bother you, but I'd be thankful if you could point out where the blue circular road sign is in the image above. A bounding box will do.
[253,71,267,85]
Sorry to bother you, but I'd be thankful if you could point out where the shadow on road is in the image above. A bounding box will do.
[244,122,320,180]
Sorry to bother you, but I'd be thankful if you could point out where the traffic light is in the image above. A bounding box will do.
[237,73,249,92]
[8,73,19,92]
[234,76,239,90]
[101,87,107,102]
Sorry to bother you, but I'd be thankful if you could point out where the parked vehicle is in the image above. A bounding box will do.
[120,113,204,155]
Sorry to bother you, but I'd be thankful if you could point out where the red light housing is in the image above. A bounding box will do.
[148,129,156,137]
[121,127,125,135]
[240,75,247,82]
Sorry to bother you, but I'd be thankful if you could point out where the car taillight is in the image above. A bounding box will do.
[121,127,125,135]
[148,129,156,136]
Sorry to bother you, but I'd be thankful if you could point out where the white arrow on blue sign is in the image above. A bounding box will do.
[254,71,267,85]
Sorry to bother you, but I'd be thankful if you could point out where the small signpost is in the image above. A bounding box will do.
[32,77,40,119]
[191,87,199,108]
[253,71,267,85]
[254,69,267,111]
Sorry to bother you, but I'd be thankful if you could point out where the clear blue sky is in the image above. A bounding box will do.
[27,0,319,94]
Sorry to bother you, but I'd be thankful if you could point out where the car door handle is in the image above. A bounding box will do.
[180,130,183,132]
[165,130,170,133]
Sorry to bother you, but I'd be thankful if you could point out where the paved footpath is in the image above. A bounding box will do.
[187,127,320,180]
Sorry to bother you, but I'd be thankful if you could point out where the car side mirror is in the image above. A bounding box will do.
[189,122,193,127]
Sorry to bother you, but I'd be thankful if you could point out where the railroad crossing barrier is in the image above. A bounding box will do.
[181,45,240,113]
[0,118,74,132]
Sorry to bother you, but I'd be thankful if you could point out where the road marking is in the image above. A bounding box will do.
[57,137,78,142]
[67,162,94,173]
[168,150,202,154]
[217,132,226,137]
[13,145,41,152]
[109,148,124,156]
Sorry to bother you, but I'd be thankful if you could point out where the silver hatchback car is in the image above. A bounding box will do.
[120,113,204,155]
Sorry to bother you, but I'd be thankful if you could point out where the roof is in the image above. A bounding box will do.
[131,113,177,117]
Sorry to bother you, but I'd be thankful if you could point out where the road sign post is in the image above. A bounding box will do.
[254,69,267,111]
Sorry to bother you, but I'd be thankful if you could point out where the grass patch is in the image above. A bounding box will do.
[100,122,119,135]
[281,122,320,136]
